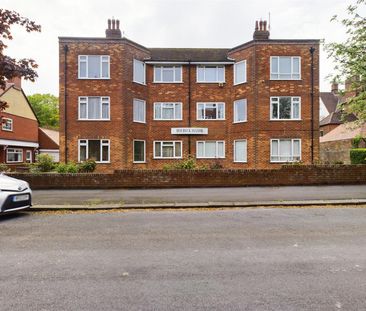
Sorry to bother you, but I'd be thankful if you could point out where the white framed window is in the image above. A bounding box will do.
[233,99,247,123]
[154,141,182,159]
[270,56,301,80]
[133,59,146,85]
[133,140,146,163]
[196,141,225,158]
[154,102,182,120]
[78,139,110,163]
[270,97,301,120]
[234,140,247,163]
[234,60,247,85]
[197,65,225,83]
[270,139,301,163]
[25,150,32,163]
[133,99,146,123]
[197,102,225,120]
[78,55,110,79]
[2,118,13,131]
[6,148,23,163]
[154,66,182,83]
[78,97,110,120]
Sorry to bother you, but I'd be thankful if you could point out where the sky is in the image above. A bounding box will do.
[2,0,354,96]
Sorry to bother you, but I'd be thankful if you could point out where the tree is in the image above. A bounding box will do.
[28,94,59,129]
[0,9,41,112]
[325,0,366,122]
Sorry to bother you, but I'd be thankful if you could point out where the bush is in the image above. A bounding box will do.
[0,163,9,172]
[32,154,55,172]
[210,162,224,169]
[78,159,97,173]
[55,162,79,173]
[350,148,366,164]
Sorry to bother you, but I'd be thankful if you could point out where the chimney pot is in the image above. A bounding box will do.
[255,21,259,31]
[112,19,116,30]
[116,19,120,29]
[108,19,111,30]
[253,19,270,40]
[105,17,122,39]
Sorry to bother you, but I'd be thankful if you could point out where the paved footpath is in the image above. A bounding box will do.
[32,185,366,208]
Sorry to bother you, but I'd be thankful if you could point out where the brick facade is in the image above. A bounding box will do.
[59,20,319,172]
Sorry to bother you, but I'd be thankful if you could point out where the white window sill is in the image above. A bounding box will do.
[196,157,225,159]
[270,160,301,163]
[269,78,302,81]
[78,119,111,121]
[78,77,111,80]
[153,157,183,160]
[197,119,226,121]
[133,120,146,124]
[234,160,248,163]
[153,119,183,121]
[196,81,226,84]
[233,81,247,86]
[233,120,247,124]
[2,129,13,132]
[153,81,183,84]
[133,161,146,164]
[269,119,302,121]
[133,81,146,86]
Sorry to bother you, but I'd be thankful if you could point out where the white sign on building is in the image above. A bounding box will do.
[171,128,208,135]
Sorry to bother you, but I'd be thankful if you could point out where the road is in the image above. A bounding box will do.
[1,208,366,310]
[32,184,366,205]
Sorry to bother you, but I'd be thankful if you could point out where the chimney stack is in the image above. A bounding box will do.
[105,18,122,39]
[7,76,21,89]
[331,82,338,94]
[253,19,270,40]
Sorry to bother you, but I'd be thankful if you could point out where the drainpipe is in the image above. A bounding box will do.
[63,44,69,163]
[309,47,315,164]
[188,60,191,156]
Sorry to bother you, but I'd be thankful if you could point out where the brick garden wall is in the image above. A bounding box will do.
[9,165,366,189]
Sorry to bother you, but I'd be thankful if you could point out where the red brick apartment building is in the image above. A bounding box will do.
[59,19,319,172]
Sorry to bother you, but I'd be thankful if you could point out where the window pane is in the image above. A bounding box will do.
[134,60,145,84]
[271,57,278,73]
[80,145,87,161]
[279,97,291,119]
[293,140,300,157]
[102,102,109,119]
[205,67,216,82]
[174,67,181,81]
[205,142,216,157]
[271,101,278,119]
[279,140,291,161]
[197,142,204,157]
[162,104,174,119]
[154,67,162,81]
[79,60,87,78]
[198,104,205,119]
[155,142,161,157]
[235,62,246,84]
[80,102,87,119]
[134,141,145,162]
[217,103,225,119]
[217,67,224,82]
[88,56,101,78]
[279,57,291,73]
[293,101,300,119]
[102,145,109,162]
[175,103,182,119]
[162,67,174,81]
[217,142,224,158]
[197,67,204,81]
[234,100,246,122]
[271,140,279,156]
[205,104,217,119]
[102,61,109,78]
[154,104,162,119]
[88,140,101,161]
[292,57,300,74]
[162,145,174,157]
[235,141,246,162]
[133,99,145,122]
[174,142,182,157]
[88,97,101,119]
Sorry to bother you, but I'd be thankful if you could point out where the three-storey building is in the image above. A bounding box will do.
[59,19,319,172]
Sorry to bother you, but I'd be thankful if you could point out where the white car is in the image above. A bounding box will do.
[0,174,32,214]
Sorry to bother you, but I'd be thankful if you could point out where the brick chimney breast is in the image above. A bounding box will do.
[105,18,122,39]
[253,19,270,40]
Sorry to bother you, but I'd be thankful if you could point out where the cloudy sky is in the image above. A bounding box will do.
[3,0,354,95]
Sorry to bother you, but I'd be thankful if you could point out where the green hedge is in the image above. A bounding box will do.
[350,148,366,164]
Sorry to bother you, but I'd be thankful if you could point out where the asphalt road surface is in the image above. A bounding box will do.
[1,208,366,310]
[33,184,366,205]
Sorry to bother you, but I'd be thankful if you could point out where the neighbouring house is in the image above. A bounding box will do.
[320,123,366,164]
[0,78,39,168]
[38,127,60,162]
[59,19,320,172]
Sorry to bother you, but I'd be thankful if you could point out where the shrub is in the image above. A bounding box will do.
[32,154,55,172]
[210,162,224,169]
[174,157,197,170]
[350,148,366,164]
[0,163,9,172]
[78,159,97,173]
[55,162,79,173]
[351,134,364,149]
[55,163,68,173]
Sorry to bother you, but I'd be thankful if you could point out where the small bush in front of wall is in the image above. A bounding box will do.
[210,162,224,170]
[78,159,97,173]
[55,162,79,173]
[31,154,55,172]
[350,148,366,164]
[0,163,9,172]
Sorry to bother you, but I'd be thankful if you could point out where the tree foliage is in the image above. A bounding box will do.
[0,9,41,111]
[28,94,59,129]
[325,0,366,122]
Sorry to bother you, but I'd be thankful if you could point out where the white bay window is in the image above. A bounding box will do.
[234,60,247,85]
[6,148,23,163]
[78,55,110,79]
[133,59,146,84]
[78,97,110,120]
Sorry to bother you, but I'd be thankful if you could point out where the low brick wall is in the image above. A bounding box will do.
[7,165,366,190]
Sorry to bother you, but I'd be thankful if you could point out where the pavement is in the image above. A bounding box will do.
[1,208,366,310]
[31,185,366,210]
